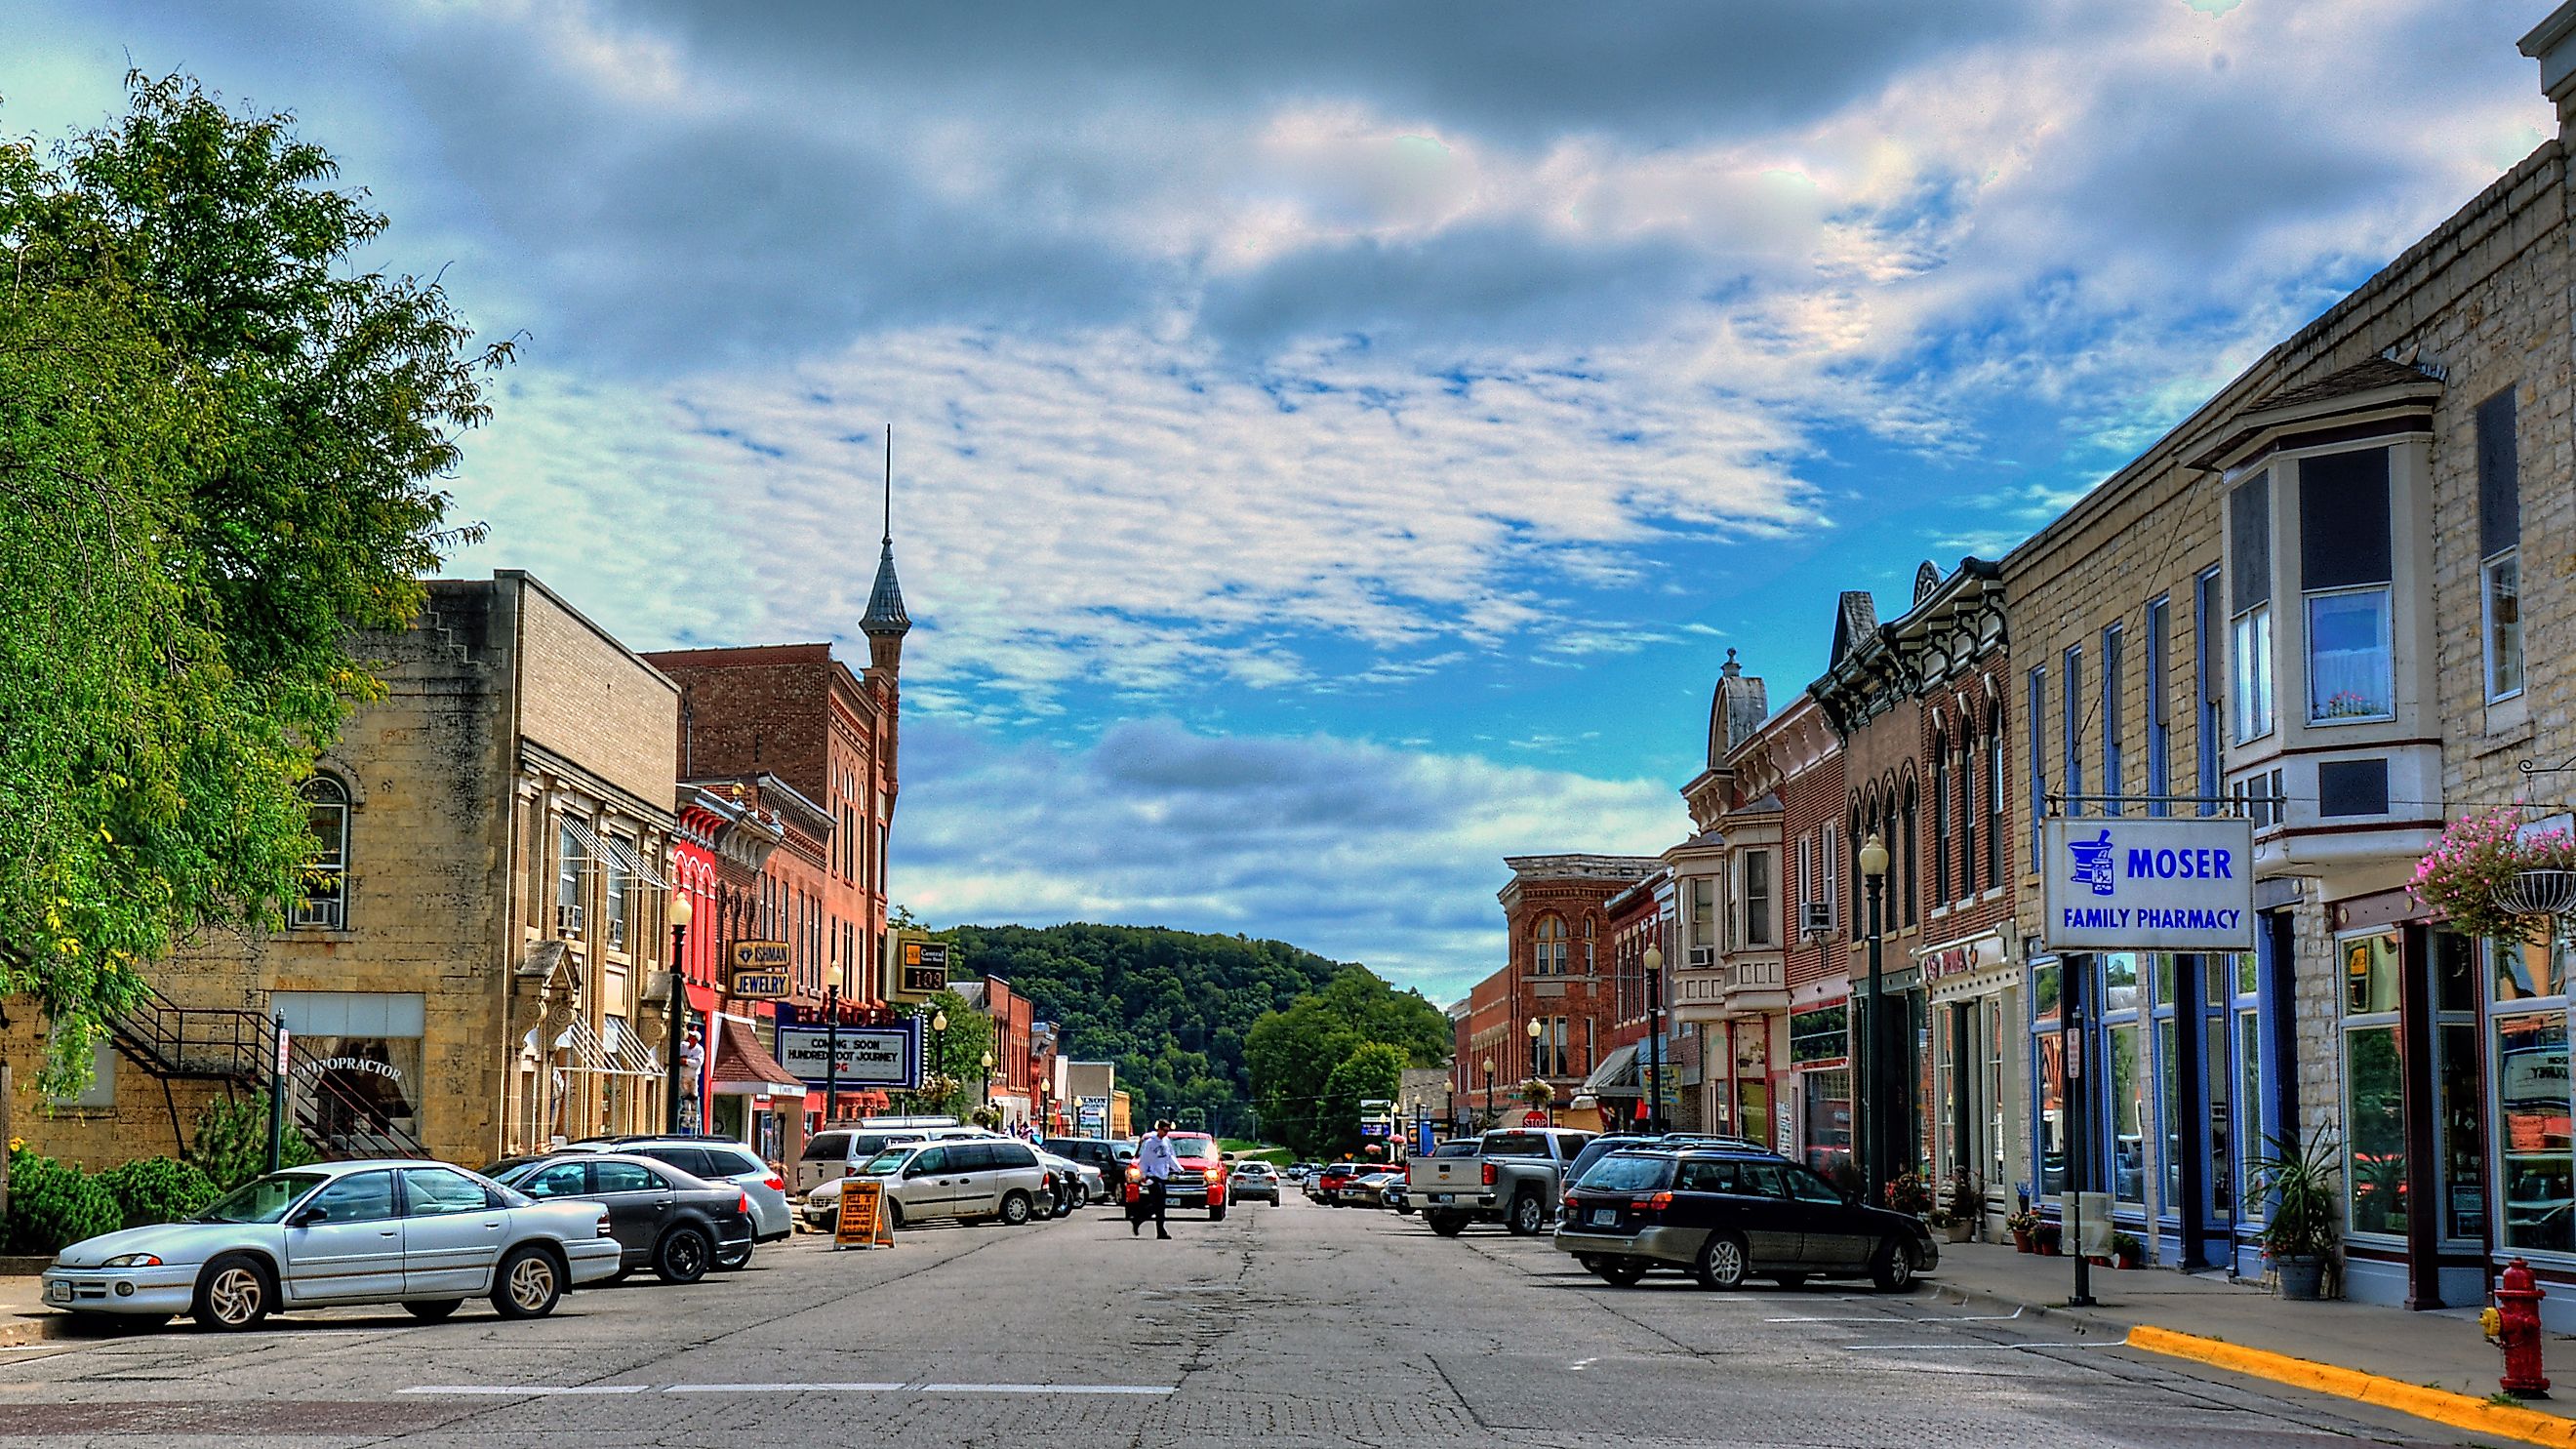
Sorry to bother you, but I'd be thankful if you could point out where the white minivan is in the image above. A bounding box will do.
[795,1123,1004,1194]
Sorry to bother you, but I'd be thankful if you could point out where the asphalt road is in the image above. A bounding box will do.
[0,1193,2511,1447]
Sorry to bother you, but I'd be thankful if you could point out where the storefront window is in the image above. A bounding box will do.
[2157,1018,2183,1216]
[2103,953,2140,1013]
[2235,1008,2264,1221]
[2345,1023,2405,1236]
[1985,999,2007,1192]
[2495,935,2570,1004]
[2109,1022,2145,1206]
[1802,1067,1854,1187]
[2495,1009,2571,1255]
[2345,932,2400,1014]
[2441,1022,2488,1241]
[2036,1031,2067,1196]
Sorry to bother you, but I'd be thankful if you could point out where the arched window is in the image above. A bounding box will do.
[1957,723,1978,899]
[1931,732,1952,906]
[1899,780,1918,928]
[1988,703,2008,885]
[1849,804,1866,941]
[293,776,350,929]
[1532,914,1569,975]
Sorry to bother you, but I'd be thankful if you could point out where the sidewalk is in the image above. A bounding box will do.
[0,1275,63,1350]
[1931,1238,2576,1441]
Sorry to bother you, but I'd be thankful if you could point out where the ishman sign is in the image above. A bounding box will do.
[2041,817,2256,952]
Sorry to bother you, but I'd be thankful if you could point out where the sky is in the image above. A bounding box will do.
[6,1,2556,1004]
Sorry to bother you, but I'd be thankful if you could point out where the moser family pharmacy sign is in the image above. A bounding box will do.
[2041,817,2256,952]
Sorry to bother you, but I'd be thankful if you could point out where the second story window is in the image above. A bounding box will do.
[2480,388,2524,704]
[1532,913,1568,975]
[292,777,350,930]
[1690,877,1715,956]
[2300,448,2394,723]
[604,833,633,951]
[2101,623,2123,809]
[1932,733,1952,905]
[1987,704,2005,885]
[2230,472,2275,742]
[1745,851,1772,946]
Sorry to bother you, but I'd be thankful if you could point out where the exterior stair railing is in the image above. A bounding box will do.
[104,982,428,1160]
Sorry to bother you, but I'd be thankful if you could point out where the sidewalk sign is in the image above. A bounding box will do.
[834,1178,892,1250]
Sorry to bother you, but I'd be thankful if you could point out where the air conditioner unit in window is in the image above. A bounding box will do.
[1800,903,1831,937]
[1687,946,1715,968]
[555,903,585,937]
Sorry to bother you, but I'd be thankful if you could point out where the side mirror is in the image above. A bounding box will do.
[288,1205,328,1228]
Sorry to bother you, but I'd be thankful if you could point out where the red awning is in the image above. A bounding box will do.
[710,1018,806,1098]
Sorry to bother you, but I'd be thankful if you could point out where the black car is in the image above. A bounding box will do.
[1043,1137,1135,1207]
[1552,1147,1936,1292]
[489,1153,755,1284]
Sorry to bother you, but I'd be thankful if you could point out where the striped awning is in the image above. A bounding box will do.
[1582,1043,1641,1098]
[560,815,669,889]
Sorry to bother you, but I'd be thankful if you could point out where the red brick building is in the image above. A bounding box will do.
[958,975,1037,1130]
[1483,855,1664,1128]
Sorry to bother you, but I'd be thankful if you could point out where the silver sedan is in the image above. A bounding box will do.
[40,1159,624,1330]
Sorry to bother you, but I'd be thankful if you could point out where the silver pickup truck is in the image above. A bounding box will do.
[1410,1127,1595,1237]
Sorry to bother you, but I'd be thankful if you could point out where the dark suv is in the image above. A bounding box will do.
[1553,1147,1936,1292]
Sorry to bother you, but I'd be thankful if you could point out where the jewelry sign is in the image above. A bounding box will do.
[2041,817,2256,952]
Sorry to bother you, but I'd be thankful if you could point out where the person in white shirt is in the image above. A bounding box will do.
[1132,1121,1181,1239]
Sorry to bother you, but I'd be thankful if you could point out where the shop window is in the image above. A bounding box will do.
[2341,931,2404,1237]
[2494,1003,2571,1255]
[2108,1021,2146,1207]
[2479,388,2521,702]
[2344,930,2400,1014]
[292,776,350,929]
[2230,471,2275,744]
[1801,1067,1853,1187]
[2033,960,2066,1197]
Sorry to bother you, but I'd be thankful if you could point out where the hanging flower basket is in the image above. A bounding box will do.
[2411,808,2576,945]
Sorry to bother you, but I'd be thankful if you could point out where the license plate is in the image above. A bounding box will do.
[45,1282,69,1303]
[1590,1209,1617,1227]
[1432,1193,1453,1204]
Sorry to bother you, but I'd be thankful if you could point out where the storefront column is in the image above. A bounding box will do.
[2175,954,2206,1268]
[2399,921,2444,1309]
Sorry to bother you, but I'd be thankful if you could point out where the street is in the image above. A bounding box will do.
[0,1196,2500,1447]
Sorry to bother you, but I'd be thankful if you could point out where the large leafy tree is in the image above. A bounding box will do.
[1246,970,1451,1157]
[1,74,501,1088]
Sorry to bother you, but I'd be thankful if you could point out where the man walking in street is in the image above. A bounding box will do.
[1133,1119,1180,1239]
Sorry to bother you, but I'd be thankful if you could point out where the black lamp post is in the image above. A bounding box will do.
[665,892,694,1134]
[1481,1056,1495,1127]
[980,1049,994,1117]
[1643,942,1665,1134]
[931,1007,948,1116]
[1858,831,1889,1201]
[1526,1017,1549,1124]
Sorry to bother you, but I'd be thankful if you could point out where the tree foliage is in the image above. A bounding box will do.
[0,73,500,1087]
[1245,968,1454,1157]
[904,986,996,1120]
[933,921,1429,1137]
[1319,1042,1409,1155]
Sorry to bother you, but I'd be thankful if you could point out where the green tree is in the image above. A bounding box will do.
[906,987,995,1120]
[1320,1042,1407,1155]
[1246,968,1451,1157]
[1,74,502,1089]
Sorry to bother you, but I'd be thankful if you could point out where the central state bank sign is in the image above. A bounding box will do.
[2041,817,2256,953]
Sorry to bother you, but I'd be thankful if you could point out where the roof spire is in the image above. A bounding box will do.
[862,423,910,643]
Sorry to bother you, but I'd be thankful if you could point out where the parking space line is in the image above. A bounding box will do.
[402,1385,652,1395]
[405,1382,1178,1397]
[1766,1308,2027,1323]
[918,1384,1175,1394]
[664,1383,905,1393]
[1840,1342,2117,1351]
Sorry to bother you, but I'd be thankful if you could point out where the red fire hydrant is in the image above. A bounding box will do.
[2493,1257,2552,1398]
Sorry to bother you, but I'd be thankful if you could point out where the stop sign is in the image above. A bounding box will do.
[1521,1109,1548,1126]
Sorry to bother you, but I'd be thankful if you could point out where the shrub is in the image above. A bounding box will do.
[95,1157,221,1230]
[187,1092,319,1191]
[2,1146,122,1255]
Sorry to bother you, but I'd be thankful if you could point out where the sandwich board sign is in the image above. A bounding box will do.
[833,1177,892,1250]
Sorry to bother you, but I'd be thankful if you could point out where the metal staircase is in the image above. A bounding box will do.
[106,983,428,1160]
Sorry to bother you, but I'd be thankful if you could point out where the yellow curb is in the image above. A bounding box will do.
[2127,1324,2576,1446]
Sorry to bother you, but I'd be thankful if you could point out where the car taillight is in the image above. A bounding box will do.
[1630,1192,1672,1213]
[1482,1161,1496,1187]
[596,1211,615,1238]
[738,1193,752,1216]
[763,1175,785,1192]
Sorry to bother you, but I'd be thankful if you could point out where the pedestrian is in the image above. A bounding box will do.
[1132,1119,1181,1239]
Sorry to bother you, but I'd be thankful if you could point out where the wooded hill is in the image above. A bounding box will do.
[938,921,1449,1140]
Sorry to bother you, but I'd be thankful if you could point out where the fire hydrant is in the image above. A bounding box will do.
[2492,1257,2551,1398]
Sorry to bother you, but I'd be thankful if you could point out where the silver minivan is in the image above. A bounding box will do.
[859,1139,1051,1228]
[795,1128,928,1194]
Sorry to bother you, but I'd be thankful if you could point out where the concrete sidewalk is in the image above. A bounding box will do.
[0,1275,63,1350]
[1930,1239,2572,1433]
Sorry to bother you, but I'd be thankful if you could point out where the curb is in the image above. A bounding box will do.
[0,1313,66,1351]
[2126,1324,2576,1447]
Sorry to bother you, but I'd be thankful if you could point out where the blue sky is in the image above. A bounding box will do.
[7,1,2555,1002]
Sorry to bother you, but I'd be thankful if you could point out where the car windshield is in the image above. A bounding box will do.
[1168,1135,1217,1158]
[856,1148,916,1175]
[1578,1154,1675,1193]
[195,1171,330,1224]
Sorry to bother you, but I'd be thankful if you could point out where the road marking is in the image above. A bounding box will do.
[665,1383,905,1393]
[918,1384,1175,1394]
[403,1386,651,1396]
[1840,1341,2117,1351]
[1567,1356,1597,1372]
[1766,1308,2027,1323]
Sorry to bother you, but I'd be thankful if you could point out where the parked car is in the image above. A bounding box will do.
[38,1160,622,1330]
[1411,1127,1595,1236]
[1552,1147,1938,1292]
[1308,1162,1360,1204]
[573,1136,794,1257]
[826,1139,1052,1228]
[1228,1161,1281,1204]
[1154,1134,1232,1220]
[1032,1147,1090,1216]
[793,1128,929,1194]
[1285,1162,1322,1185]
[487,1153,754,1283]
[1347,1170,1402,1207]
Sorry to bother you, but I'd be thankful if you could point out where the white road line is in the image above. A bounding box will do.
[1765,1308,2028,1323]
[1841,1341,2117,1351]
[664,1383,905,1393]
[402,1386,651,1396]
[918,1384,1175,1395]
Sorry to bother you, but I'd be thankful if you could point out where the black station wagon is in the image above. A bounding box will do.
[1551,1147,1938,1291]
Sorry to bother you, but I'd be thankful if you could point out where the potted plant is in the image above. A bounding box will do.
[1884,1170,1934,1217]
[2110,1230,2143,1269]
[2250,1128,2341,1301]
[1518,1077,1555,1109]
[2004,1206,2039,1253]
[1944,1178,1982,1243]
[2035,1222,2062,1256]
[2411,807,2576,946]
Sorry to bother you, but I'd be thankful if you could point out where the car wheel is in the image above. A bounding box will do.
[885,1199,905,1230]
[492,1245,564,1319]
[191,1252,273,1331]
[1597,1259,1647,1288]
[1508,1193,1547,1236]
[403,1299,464,1322]
[1209,1204,1228,1223]
[1427,1211,1469,1237]
[1071,1185,1090,1209]
[1872,1238,1920,1293]
[1694,1231,1751,1291]
[656,1226,712,1284]
[714,1239,753,1270]
[1267,1195,1279,1207]
[999,1191,1033,1227]
[1576,1254,1602,1273]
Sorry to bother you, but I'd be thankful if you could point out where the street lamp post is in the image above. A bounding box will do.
[1480,1056,1495,1127]
[931,1008,948,1118]
[980,1049,994,1118]
[665,892,694,1134]
[1858,831,1890,1202]
[1642,943,1665,1134]
[1526,1017,1548,1124]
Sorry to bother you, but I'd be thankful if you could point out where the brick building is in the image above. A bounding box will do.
[1487,855,1664,1125]
[4,572,686,1168]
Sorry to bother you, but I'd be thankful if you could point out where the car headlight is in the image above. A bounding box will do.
[100,1254,162,1268]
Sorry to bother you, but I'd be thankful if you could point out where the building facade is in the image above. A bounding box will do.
[1494,855,1663,1124]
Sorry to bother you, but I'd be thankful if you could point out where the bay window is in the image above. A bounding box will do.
[2229,472,2274,743]
[2480,388,2523,703]
[2299,448,2394,724]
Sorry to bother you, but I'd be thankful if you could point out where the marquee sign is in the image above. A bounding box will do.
[2041,817,2256,952]
[775,1023,919,1089]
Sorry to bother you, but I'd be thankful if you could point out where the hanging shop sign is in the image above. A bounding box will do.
[775,1023,918,1090]
[729,940,793,999]
[885,931,949,1004]
[2040,817,2256,952]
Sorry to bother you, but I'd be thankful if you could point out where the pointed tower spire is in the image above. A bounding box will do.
[862,423,910,675]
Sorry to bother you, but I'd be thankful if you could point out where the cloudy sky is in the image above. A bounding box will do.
[9,1,2555,1002]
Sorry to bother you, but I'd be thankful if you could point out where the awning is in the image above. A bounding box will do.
[561,815,669,889]
[536,1016,665,1079]
[711,1017,806,1099]
[1582,1043,1641,1098]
